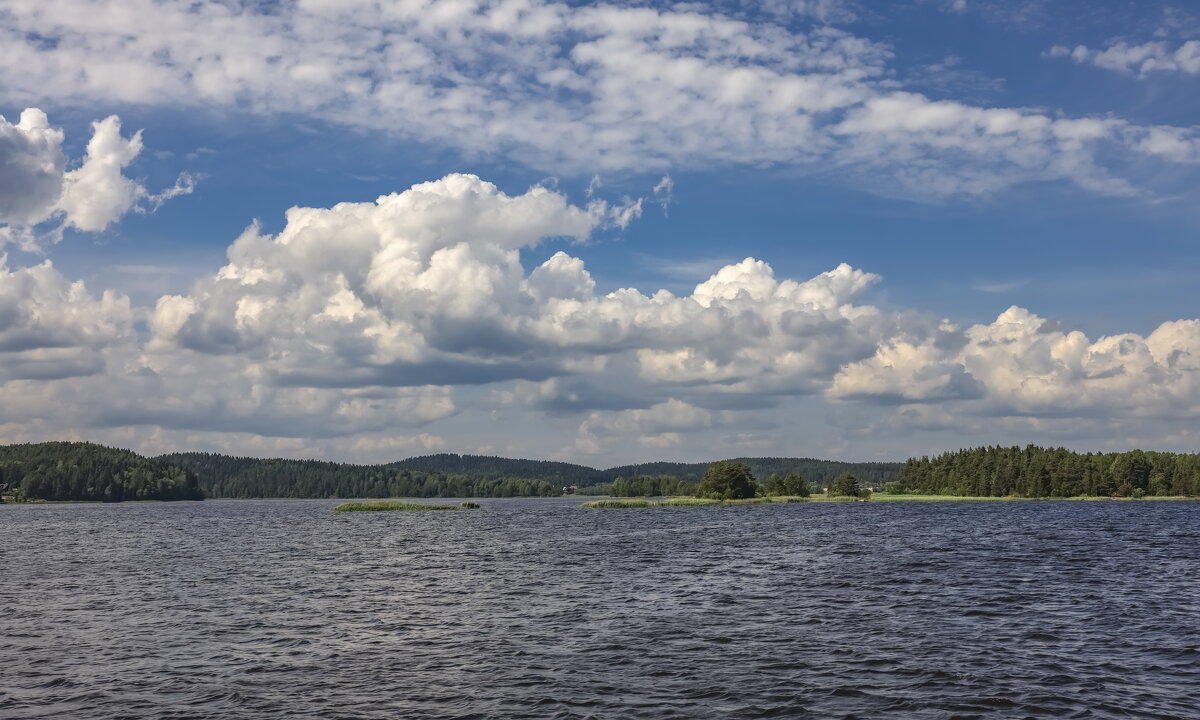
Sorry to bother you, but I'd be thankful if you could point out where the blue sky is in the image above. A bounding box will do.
[1,0,1198,464]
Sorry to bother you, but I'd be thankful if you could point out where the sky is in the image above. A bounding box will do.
[1,0,1198,466]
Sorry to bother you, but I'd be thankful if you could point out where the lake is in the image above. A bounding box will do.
[2,498,1198,719]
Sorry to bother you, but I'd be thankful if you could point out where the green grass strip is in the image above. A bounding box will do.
[334,500,463,512]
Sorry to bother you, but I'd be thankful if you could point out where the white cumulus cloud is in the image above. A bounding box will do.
[0,108,193,244]
[831,306,1200,421]
[0,255,133,382]
[1,173,1198,462]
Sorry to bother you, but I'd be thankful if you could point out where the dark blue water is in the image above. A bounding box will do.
[2,498,1198,719]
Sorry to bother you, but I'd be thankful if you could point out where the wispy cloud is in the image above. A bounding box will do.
[2,1,1199,201]
[636,254,743,281]
[1049,38,1200,78]
[971,278,1031,293]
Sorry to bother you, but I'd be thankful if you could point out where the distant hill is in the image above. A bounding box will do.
[8,441,1197,502]
[0,441,202,502]
[159,452,569,499]
[391,453,605,484]
[1,442,903,501]
[160,451,903,497]
[393,453,902,487]
[392,453,902,488]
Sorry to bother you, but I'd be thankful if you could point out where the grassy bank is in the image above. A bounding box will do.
[860,494,1199,502]
[584,495,812,508]
[583,493,1199,508]
[334,500,476,512]
[580,498,654,508]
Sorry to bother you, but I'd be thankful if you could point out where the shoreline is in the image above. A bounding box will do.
[6,494,1197,507]
[583,493,1200,508]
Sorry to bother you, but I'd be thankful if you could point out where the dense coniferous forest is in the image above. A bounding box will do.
[158,453,564,499]
[6,442,1198,503]
[0,442,202,502]
[157,452,904,499]
[892,446,1200,497]
[391,454,605,484]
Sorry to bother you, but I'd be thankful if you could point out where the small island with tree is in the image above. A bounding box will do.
[582,461,872,507]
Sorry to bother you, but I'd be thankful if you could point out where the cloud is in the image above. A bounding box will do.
[0,255,132,382]
[1,173,1198,462]
[0,174,895,456]
[2,2,1198,199]
[0,109,66,227]
[148,174,889,406]
[971,278,1030,293]
[56,115,146,232]
[0,109,193,244]
[575,399,714,453]
[1049,39,1200,78]
[830,306,1200,421]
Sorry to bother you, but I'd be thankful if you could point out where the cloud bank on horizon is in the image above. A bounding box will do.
[2,173,1198,463]
[0,0,1198,463]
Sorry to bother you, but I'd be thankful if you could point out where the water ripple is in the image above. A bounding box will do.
[2,498,1198,718]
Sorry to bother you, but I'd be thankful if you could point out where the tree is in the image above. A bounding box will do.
[828,472,861,497]
[764,472,809,497]
[696,461,758,500]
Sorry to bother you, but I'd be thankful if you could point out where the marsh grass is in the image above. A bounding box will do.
[581,498,654,508]
[460,501,481,508]
[660,497,722,507]
[860,494,1021,502]
[588,495,812,508]
[334,500,462,512]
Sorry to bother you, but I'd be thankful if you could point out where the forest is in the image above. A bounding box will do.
[159,452,565,499]
[161,452,902,499]
[892,445,1200,497]
[390,453,604,485]
[0,442,202,502]
[5,442,1198,503]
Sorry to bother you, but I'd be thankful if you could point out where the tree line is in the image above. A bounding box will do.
[6,442,1196,503]
[689,461,866,500]
[160,451,904,499]
[159,452,565,499]
[0,442,202,502]
[391,453,604,485]
[891,445,1200,497]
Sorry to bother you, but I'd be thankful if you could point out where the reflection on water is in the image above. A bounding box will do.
[2,498,1198,719]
